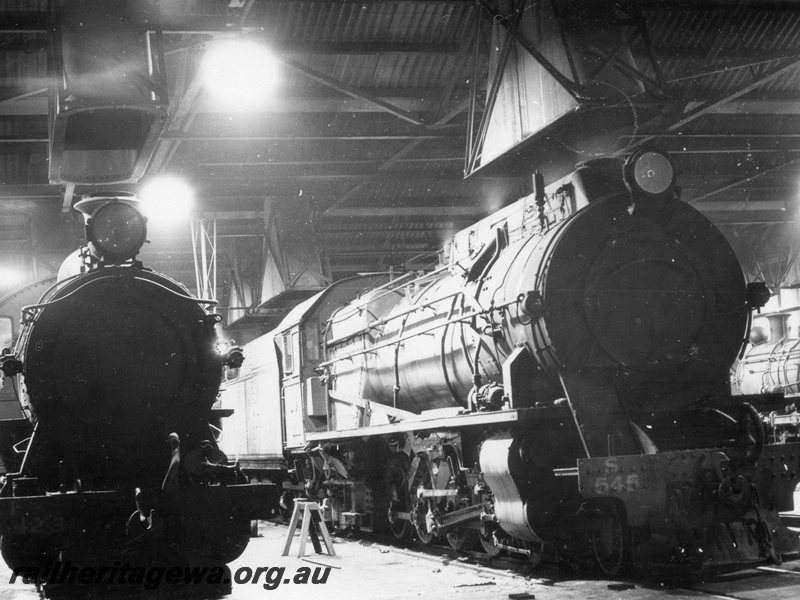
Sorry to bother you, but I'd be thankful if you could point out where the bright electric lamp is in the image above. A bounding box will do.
[139,176,194,223]
[0,267,26,287]
[201,39,280,109]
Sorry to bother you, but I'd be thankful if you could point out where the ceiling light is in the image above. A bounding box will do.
[201,38,280,109]
[0,267,27,288]
[139,176,195,223]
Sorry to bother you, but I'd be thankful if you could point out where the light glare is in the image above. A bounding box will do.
[0,267,27,288]
[139,177,194,223]
[201,39,280,109]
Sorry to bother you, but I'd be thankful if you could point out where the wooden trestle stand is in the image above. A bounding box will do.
[282,500,336,558]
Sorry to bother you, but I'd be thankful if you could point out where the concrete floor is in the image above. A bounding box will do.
[0,521,540,600]
[226,521,540,600]
[0,520,798,599]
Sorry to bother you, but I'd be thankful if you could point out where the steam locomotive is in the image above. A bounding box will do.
[733,310,800,444]
[220,149,800,574]
[735,311,800,397]
[0,194,278,577]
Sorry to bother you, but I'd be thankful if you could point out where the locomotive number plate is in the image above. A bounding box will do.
[579,456,653,497]
[591,473,640,494]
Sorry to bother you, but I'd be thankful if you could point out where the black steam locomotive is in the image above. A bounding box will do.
[0,194,278,576]
[220,148,800,575]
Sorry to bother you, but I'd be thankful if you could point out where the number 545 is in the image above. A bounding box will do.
[594,474,639,494]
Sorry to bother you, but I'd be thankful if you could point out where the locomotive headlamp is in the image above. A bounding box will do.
[623,147,676,198]
[90,202,147,261]
[75,193,148,263]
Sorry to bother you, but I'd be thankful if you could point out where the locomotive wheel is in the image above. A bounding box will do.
[185,516,252,565]
[413,498,438,545]
[209,518,252,564]
[479,525,503,557]
[386,453,414,539]
[388,498,413,540]
[589,500,630,577]
[446,527,479,551]
[445,498,478,551]
[1,535,56,571]
[409,456,439,545]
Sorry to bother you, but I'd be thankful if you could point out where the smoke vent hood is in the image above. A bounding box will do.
[48,0,168,185]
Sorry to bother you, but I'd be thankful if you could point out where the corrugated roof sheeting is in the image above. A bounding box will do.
[647,4,800,55]
[344,175,528,207]
[194,138,450,165]
[188,111,455,136]
[3,0,800,283]
[648,8,730,55]
[248,1,473,45]
[0,152,34,185]
[0,114,46,185]
[320,227,439,242]
[0,0,46,12]
[657,55,800,97]
[303,52,460,89]
[735,8,800,53]
[681,113,800,135]
[646,5,800,95]
[0,47,47,81]
[246,0,475,91]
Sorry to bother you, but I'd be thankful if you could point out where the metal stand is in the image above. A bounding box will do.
[282,500,336,557]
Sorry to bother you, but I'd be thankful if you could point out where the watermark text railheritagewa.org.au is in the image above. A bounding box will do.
[10,561,332,591]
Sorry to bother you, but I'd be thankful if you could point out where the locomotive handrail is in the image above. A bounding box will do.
[12,436,30,455]
[32,271,85,306]
[324,289,471,348]
[393,312,412,409]
[351,270,417,299]
[130,275,218,306]
[20,273,217,320]
[326,261,479,327]
[325,272,416,325]
[326,266,452,326]
[21,281,105,321]
[318,297,519,368]
[324,285,497,350]
[440,294,468,406]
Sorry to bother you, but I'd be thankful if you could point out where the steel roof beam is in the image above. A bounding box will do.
[626,53,800,152]
[158,133,458,141]
[0,185,63,199]
[318,223,466,234]
[671,56,800,128]
[325,207,485,217]
[639,1,793,10]
[272,41,460,54]
[0,12,48,32]
[277,56,427,127]
[692,200,790,211]
[198,157,463,167]
[688,155,800,203]
[148,51,204,174]
[327,97,472,211]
